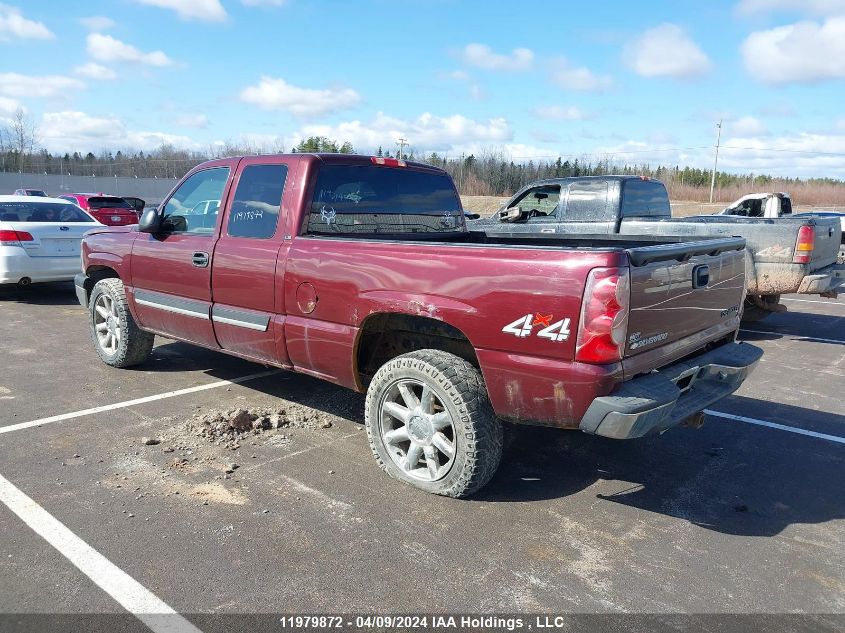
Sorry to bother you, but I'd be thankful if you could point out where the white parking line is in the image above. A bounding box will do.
[740,328,845,345]
[0,369,280,436]
[781,297,845,306]
[0,473,203,633]
[705,409,845,445]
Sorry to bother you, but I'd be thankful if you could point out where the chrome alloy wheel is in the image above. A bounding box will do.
[379,379,457,482]
[93,292,121,355]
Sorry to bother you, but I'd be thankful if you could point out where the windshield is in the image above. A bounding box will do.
[0,202,95,222]
[307,165,463,235]
[87,196,133,210]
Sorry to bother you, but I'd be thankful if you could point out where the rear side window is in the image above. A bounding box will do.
[0,202,94,222]
[621,180,670,217]
[564,180,610,221]
[780,197,792,215]
[227,164,288,239]
[307,165,463,235]
[87,197,133,210]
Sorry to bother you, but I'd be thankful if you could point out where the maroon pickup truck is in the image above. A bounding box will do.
[75,154,762,497]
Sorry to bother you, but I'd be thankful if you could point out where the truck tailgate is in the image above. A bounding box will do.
[807,217,842,271]
[625,238,746,358]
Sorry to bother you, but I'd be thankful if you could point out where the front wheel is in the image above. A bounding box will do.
[364,349,503,498]
[89,278,154,367]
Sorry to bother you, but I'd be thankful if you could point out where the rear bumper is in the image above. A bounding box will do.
[0,247,82,284]
[796,262,845,294]
[579,342,763,439]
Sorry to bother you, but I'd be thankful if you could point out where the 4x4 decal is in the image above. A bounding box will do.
[502,313,571,342]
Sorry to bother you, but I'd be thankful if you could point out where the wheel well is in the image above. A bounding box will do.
[83,266,119,302]
[355,314,479,388]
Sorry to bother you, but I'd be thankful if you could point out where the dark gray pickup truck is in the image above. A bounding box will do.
[469,176,845,322]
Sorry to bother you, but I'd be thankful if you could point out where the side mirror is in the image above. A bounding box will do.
[498,206,525,223]
[137,208,162,233]
[464,212,481,220]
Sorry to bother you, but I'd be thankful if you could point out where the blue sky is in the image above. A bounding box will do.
[4,0,845,177]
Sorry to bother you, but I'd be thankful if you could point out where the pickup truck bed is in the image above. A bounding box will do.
[75,154,761,497]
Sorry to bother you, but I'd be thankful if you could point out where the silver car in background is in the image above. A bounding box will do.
[0,196,103,286]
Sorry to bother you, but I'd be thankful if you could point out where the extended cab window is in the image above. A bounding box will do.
[503,185,560,223]
[307,165,462,235]
[227,164,288,239]
[161,167,229,234]
[564,180,610,221]
[620,180,671,218]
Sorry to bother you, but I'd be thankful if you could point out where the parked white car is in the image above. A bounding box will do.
[0,196,103,286]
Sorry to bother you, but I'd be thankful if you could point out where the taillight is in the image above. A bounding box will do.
[576,267,630,364]
[0,230,34,245]
[793,225,815,264]
[371,156,406,167]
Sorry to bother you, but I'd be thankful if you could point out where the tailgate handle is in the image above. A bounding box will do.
[692,264,709,289]
[192,251,209,268]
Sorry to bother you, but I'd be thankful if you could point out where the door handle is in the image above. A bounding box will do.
[192,251,209,268]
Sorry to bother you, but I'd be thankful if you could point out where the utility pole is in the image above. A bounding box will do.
[458,152,465,192]
[708,120,722,204]
[396,138,408,160]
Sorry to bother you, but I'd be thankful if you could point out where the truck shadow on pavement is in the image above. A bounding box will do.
[145,343,842,538]
[0,281,80,305]
[477,402,845,537]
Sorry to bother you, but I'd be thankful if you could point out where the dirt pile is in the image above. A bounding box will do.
[186,406,331,449]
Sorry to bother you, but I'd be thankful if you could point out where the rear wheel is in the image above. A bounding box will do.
[741,294,781,323]
[90,278,153,367]
[365,349,502,498]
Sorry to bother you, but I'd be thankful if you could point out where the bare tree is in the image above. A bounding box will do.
[11,108,38,171]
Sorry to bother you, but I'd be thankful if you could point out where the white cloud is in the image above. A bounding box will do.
[444,69,486,101]
[0,73,84,98]
[532,105,593,121]
[0,4,54,41]
[291,111,512,154]
[736,0,845,15]
[74,63,117,80]
[549,58,613,91]
[742,17,845,83]
[596,133,845,178]
[40,110,201,153]
[719,132,845,177]
[242,0,286,6]
[239,76,361,117]
[460,43,534,72]
[78,15,115,31]
[134,0,227,22]
[42,111,124,140]
[0,96,20,117]
[447,70,470,81]
[730,116,770,136]
[175,113,208,128]
[87,33,174,67]
[624,23,711,78]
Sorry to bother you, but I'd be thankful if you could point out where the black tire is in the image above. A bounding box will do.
[365,349,503,498]
[89,278,154,368]
[741,294,780,323]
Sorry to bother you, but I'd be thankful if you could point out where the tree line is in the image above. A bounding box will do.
[2,122,843,204]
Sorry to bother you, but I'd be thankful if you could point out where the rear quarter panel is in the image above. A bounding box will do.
[282,236,626,425]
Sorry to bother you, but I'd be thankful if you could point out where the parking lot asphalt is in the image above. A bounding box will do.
[0,282,843,624]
